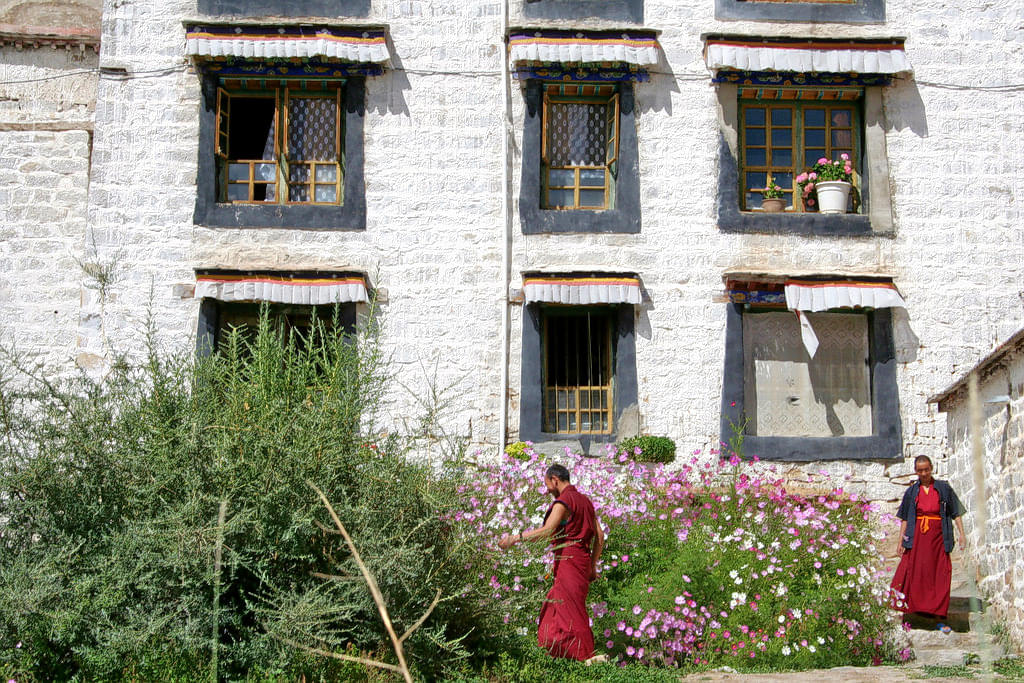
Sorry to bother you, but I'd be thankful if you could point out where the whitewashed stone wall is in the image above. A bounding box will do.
[939,342,1024,651]
[0,37,97,373]
[5,0,1017,515]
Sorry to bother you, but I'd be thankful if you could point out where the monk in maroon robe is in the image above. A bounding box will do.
[499,463,604,661]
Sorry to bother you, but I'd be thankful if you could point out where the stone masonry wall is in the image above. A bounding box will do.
[46,0,1024,527]
[941,350,1024,652]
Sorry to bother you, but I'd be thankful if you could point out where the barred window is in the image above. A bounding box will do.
[216,81,343,205]
[542,83,619,210]
[542,308,614,434]
[739,89,860,212]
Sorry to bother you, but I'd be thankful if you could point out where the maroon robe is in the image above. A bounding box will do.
[537,484,597,661]
[890,486,952,618]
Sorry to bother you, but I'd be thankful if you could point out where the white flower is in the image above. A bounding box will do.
[781,645,792,656]
[808,645,816,653]
[778,615,786,623]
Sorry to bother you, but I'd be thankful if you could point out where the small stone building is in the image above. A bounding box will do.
[931,330,1024,652]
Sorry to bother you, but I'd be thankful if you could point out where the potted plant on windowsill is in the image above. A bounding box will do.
[797,154,854,214]
[760,175,786,213]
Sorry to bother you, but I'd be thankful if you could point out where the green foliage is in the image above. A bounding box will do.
[0,306,498,680]
[447,645,681,682]
[504,441,532,462]
[761,175,784,199]
[617,435,676,464]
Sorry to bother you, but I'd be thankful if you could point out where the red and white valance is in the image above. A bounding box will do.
[195,272,369,305]
[784,279,904,357]
[185,24,390,64]
[509,29,659,67]
[704,38,912,75]
[523,275,642,305]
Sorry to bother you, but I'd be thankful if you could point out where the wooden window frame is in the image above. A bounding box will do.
[216,81,344,206]
[541,83,620,211]
[739,92,862,213]
[541,306,615,435]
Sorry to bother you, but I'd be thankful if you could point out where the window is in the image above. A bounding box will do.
[715,0,884,23]
[520,303,637,447]
[523,0,643,23]
[519,80,640,234]
[217,83,343,205]
[543,308,614,434]
[198,300,356,356]
[197,0,369,18]
[720,298,901,460]
[195,73,366,230]
[543,83,619,211]
[739,91,860,212]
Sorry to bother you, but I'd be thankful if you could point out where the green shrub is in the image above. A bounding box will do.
[618,435,676,463]
[0,306,504,680]
[504,441,532,461]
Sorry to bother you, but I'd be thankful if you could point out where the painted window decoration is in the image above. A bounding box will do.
[739,89,860,212]
[216,81,343,205]
[542,307,614,434]
[542,83,619,210]
[742,310,872,437]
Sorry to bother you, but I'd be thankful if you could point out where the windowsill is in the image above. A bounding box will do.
[197,0,370,17]
[521,207,641,234]
[715,0,884,23]
[719,209,883,237]
[732,435,902,461]
[195,202,366,231]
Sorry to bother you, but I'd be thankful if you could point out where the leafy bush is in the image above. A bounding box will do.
[504,440,532,462]
[453,447,900,672]
[618,435,676,464]
[0,308,505,680]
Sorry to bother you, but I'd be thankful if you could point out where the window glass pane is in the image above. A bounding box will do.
[315,165,338,182]
[289,186,310,202]
[805,149,824,167]
[546,189,574,207]
[547,101,608,167]
[771,128,793,147]
[745,108,765,126]
[579,189,605,207]
[261,183,275,202]
[743,311,871,438]
[746,171,766,189]
[579,169,605,187]
[227,184,248,201]
[289,164,311,183]
[831,109,852,127]
[772,148,792,167]
[832,130,853,148]
[548,169,575,187]
[773,172,792,189]
[745,148,766,166]
[746,192,762,209]
[255,163,276,182]
[745,128,766,146]
[804,129,826,148]
[289,97,337,161]
[770,108,792,126]
[314,185,337,202]
[558,413,568,431]
[228,163,251,182]
[804,109,826,127]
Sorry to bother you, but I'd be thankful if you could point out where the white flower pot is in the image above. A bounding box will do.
[815,181,851,214]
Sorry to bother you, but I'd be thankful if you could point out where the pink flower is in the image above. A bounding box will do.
[817,157,829,165]
[796,173,807,183]
[809,172,817,180]
[840,153,850,161]
[606,640,615,648]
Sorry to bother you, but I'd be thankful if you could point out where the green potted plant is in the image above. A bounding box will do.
[760,174,786,213]
[797,154,854,214]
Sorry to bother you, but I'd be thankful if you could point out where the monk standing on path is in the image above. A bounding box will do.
[498,463,604,661]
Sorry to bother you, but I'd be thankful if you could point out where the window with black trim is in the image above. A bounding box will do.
[217,82,343,205]
[198,300,356,356]
[739,89,861,212]
[543,83,619,211]
[542,307,615,434]
[719,284,901,460]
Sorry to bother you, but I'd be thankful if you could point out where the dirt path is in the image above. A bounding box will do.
[678,665,984,682]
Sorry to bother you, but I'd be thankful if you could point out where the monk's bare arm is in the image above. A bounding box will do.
[498,503,567,549]
[589,516,605,581]
[954,516,966,549]
[896,519,907,556]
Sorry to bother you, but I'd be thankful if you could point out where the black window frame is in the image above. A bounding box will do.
[523,0,643,23]
[195,72,366,230]
[197,0,370,18]
[520,302,638,450]
[720,303,901,461]
[520,79,641,234]
[197,298,357,357]
[715,0,884,24]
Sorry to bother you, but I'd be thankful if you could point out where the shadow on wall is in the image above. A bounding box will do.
[0,0,101,28]
[884,77,929,138]
[893,307,920,363]
[367,35,410,118]
[635,49,680,117]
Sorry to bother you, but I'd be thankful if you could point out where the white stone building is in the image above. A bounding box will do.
[1,0,1022,640]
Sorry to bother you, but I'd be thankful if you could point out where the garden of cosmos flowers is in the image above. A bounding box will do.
[452,443,905,676]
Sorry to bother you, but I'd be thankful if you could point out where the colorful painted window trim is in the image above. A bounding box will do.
[542,83,620,211]
[739,90,861,212]
[216,79,344,205]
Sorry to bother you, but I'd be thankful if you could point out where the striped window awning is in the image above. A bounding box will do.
[523,275,642,305]
[509,29,660,67]
[784,279,905,357]
[195,272,369,305]
[185,24,390,64]
[704,37,912,75]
